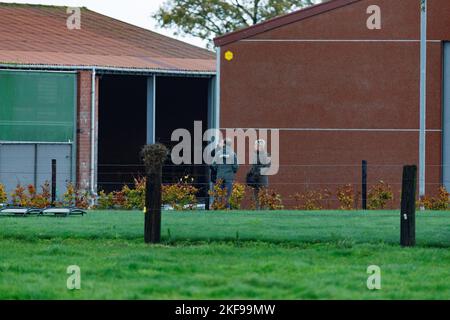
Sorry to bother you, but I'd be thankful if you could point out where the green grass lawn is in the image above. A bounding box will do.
[0,210,449,299]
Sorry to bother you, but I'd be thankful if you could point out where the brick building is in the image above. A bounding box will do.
[214,0,450,207]
[0,3,216,198]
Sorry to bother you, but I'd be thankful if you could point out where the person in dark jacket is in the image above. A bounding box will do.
[209,136,219,184]
[248,139,271,210]
[211,138,239,209]
[208,137,219,207]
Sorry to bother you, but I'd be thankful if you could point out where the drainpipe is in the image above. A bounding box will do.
[419,0,427,203]
[90,68,97,204]
[215,47,221,129]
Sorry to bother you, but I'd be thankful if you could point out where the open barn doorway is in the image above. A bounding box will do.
[155,76,210,205]
[97,74,212,203]
[97,74,147,192]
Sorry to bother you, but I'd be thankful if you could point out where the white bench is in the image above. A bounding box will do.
[42,207,86,216]
[0,207,86,217]
[0,207,42,215]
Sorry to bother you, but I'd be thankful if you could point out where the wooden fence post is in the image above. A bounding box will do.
[141,144,167,244]
[145,167,162,243]
[400,165,417,247]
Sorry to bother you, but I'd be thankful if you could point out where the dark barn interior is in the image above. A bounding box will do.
[155,76,210,204]
[98,74,210,202]
[98,75,147,192]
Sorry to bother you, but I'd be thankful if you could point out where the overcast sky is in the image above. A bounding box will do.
[1,0,208,48]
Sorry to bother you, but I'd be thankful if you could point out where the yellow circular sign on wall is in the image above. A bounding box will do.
[224,50,234,61]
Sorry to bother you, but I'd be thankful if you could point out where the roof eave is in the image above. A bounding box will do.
[0,63,216,76]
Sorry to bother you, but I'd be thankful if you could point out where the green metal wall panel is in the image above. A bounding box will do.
[0,71,76,142]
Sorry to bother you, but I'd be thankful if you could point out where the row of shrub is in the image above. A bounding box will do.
[97,177,450,210]
[0,181,90,209]
[291,181,395,210]
[0,178,286,210]
[96,179,449,211]
[291,182,450,211]
[1,179,449,211]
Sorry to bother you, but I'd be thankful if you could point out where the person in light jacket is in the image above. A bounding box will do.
[248,139,271,210]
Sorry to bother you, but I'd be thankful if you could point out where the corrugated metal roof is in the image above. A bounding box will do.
[0,3,216,73]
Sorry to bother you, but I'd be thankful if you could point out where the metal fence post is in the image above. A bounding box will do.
[362,160,367,210]
[51,159,57,205]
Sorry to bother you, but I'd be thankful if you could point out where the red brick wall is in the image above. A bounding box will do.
[218,0,448,208]
[76,71,98,192]
[249,0,450,41]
